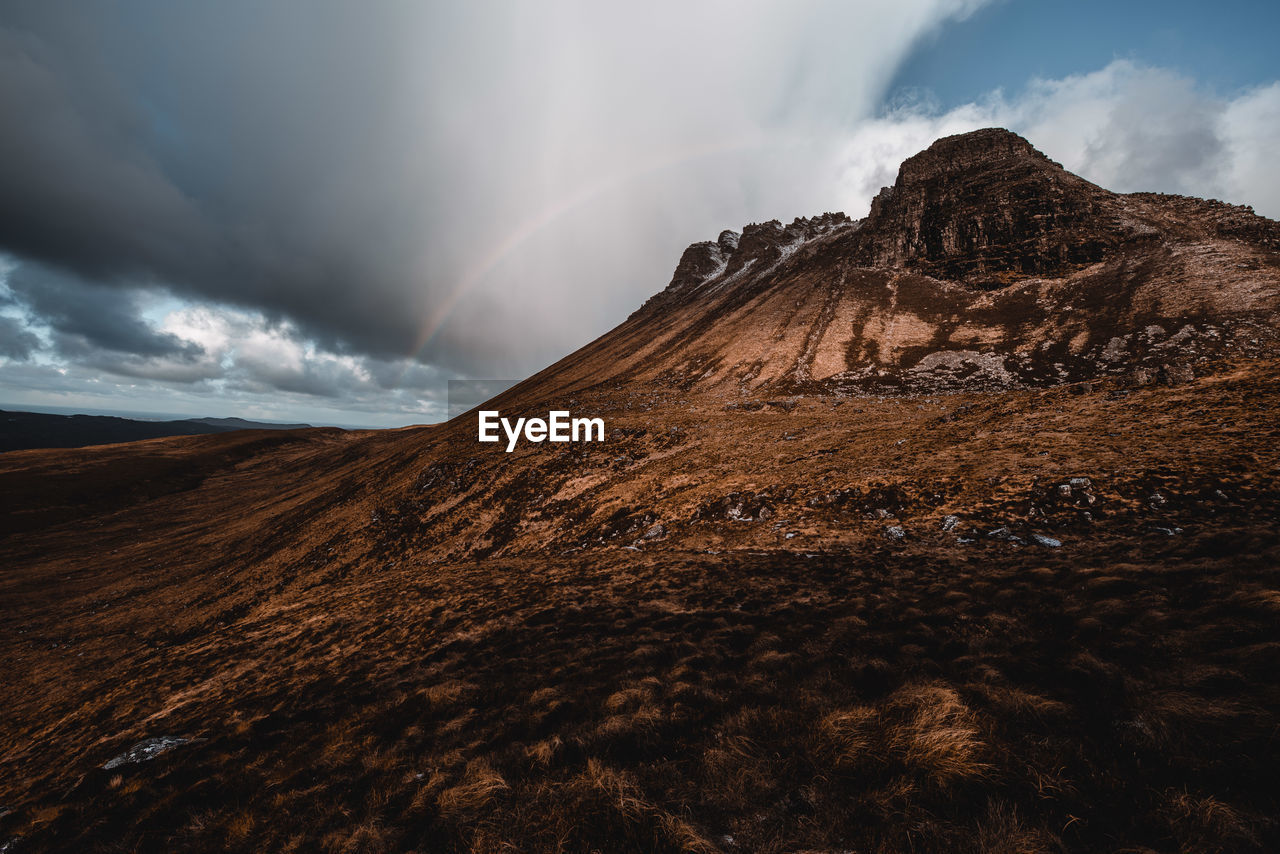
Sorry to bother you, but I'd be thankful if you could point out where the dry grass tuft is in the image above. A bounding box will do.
[816,683,988,788]
[466,759,717,853]
[604,684,656,713]
[436,762,509,820]
[818,705,879,770]
[885,683,989,786]
[1161,790,1260,853]
[322,818,393,854]
[971,683,1071,721]
[525,736,562,768]
[699,740,777,812]
[422,679,475,708]
[975,799,1059,854]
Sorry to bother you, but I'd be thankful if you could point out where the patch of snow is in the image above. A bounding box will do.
[103,736,200,770]
[702,257,757,294]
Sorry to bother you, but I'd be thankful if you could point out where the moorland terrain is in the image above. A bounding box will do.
[2,129,1279,853]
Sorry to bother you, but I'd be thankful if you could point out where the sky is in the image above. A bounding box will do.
[0,1,1276,428]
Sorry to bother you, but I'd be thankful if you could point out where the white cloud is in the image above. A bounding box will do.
[1221,81,1280,220]
[837,60,1280,219]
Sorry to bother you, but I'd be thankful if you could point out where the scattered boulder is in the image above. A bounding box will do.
[1162,363,1196,385]
[640,522,667,541]
[986,527,1026,545]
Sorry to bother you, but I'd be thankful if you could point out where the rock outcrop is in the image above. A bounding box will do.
[852,128,1134,286]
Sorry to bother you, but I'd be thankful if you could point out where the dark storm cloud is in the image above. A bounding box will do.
[0,24,210,282]
[7,263,195,358]
[226,354,365,399]
[0,4,429,362]
[78,350,222,384]
[0,314,40,360]
[0,0,994,382]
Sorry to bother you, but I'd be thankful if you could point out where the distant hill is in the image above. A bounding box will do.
[183,416,313,431]
[0,409,315,452]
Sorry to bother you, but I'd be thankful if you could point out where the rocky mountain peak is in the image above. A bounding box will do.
[716,230,740,253]
[598,128,1279,399]
[856,127,1124,287]
[894,127,1050,185]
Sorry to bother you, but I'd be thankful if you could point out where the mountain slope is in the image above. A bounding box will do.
[512,128,1280,400]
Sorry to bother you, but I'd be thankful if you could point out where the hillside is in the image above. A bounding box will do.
[2,129,1279,854]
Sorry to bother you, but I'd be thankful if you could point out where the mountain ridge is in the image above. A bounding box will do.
[0,409,316,453]
[508,128,1280,402]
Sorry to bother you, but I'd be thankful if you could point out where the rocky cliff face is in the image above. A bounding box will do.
[642,212,852,312]
[853,128,1133,286]
[544,128,1280,398]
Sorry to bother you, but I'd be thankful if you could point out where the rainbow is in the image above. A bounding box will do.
[403,131,795,367]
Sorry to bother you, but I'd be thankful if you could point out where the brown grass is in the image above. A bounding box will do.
[2,364,1279,851]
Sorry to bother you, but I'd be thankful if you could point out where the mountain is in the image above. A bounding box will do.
[523,128,1279,398]
[0,410,317,453]
[3,130,1279,853]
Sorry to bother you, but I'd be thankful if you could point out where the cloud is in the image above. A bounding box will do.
[6,262,198,358]
[1,5,1274,426]
[0,293,454,427]
[837,60,1280,219]
[150,304,435,401]
[0,314,40,359]
[0,257,452,424]
[0,0,995,383]
[1221,81,1280,220]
